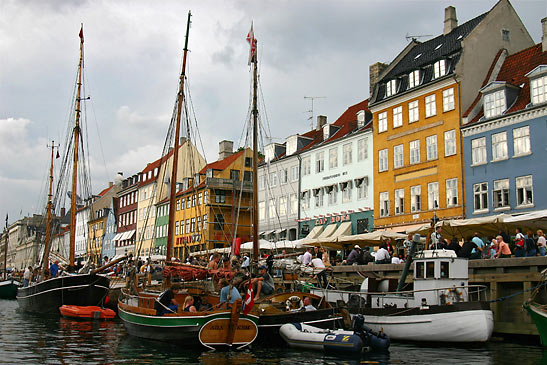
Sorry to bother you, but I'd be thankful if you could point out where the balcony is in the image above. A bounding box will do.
[205,177,253,192]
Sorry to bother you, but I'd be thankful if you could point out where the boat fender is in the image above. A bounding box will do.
[366,331,390,352]
[286,296,304,312]
[323,333,364,354]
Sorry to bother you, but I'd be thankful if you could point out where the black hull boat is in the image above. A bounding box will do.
[0,279,21,300]
[16,274,110,314]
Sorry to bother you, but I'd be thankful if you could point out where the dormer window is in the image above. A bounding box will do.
[408,70,420,88]
[530,75,547,104]
[484,90,506,118]
[286,136,297,156]
[433,60,446,79]
[323,124,330,140]
[264,144,275,163]
[357,110,365,128]
[386,79,397,97]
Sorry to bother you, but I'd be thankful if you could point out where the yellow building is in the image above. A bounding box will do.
[173,144,253,259]
[87,215,107,264]
[368,3,533,231]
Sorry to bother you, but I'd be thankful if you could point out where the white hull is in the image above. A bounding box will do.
[354,309,493,342]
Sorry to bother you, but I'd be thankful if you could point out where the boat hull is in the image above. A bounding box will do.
[351,302,493,342]
[16,274,110,313]
[280,323,364,353]
[524,301,547,346]
[0,279,20,300]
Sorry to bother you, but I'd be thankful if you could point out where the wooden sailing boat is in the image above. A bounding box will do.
[0,219,20,300]
[523,268,547,346]
[16,26,112,313]
[118,12,258,349]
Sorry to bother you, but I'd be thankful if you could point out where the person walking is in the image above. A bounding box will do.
[537,230,546,257]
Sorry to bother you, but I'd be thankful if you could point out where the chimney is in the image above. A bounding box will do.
[542,17,547,52]
[369,62,388,96]
[444,6,458,35]
[108,181,113,188]
[316,115,327,131]
[218,140,234,160]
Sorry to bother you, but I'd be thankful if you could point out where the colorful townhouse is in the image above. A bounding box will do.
[114,172,140,258]
[461,23,547,218]
[87,181,119,264]
[368,1,532,232]
[171,142,253,259]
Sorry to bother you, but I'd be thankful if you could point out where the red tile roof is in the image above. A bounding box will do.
[97,184,114,197]
[198,149,246,174]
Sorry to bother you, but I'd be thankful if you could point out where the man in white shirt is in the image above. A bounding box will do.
[302,248,312,266]
[241,255,250,271]
[303,296,316,311]
[375,244,391,264]
[23,266,32,287]
[310,255,328,288]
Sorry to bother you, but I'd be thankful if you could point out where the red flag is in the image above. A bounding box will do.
[79,25,84,43]
[243,279,254,315]
[246,23,257,65]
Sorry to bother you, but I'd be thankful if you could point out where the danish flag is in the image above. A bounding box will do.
[243,279,254,315]
[246,23,257,65]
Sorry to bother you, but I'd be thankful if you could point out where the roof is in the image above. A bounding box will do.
[198,149,245,174]
[372,12,487,104]
[97,184,114,197]
[463,43,547,126]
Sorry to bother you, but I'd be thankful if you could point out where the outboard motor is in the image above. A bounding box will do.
[352,314,390,352]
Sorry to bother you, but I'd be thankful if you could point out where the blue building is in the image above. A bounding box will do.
[102,200,117,263]
[461,41,547,218]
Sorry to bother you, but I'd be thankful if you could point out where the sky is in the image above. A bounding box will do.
[1,0,545,224]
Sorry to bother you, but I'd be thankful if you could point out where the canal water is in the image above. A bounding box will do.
[1,299,545,364]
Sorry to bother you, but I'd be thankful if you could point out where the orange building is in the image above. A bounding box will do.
[172,142,254,259]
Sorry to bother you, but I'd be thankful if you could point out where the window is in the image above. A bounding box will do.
[203,214,207,230]
[290,193,298,214]
[394,144,404,168]
[444,130,456,156]
[190,218,195,233]
[531,75,547,104]
[428,182,439,210]
[176,199,180,211]
[393,106,403,128]
[204,191,209,204]
[245,157,252,167]
[270,172,278,187]
[386,79,397,97]
[395,189,404,215]
[342,182,352,203]
[186,196,191,208]
[471,137,487,165]
[316,151,325,173]
[280,169,288,184]
[473,182,488,212]
[197,216,201,232]
[258,201,265,221]
[425,94,436,117]
[259,175,266,190]
[380,192,389,217]
[230,169,240,181]
[290,165,299,181]
[214,214,224,230]
[502,29,510,41]
[186,219,190,234]
[192,194,196,207]
[214,190,226,203]
[301,191,310,210]
[443,88,454,112]
[411,185,421,212]
[410,140,420,164]
[446,178,458,207]
[408,100,419,123]
[408,70,420,88]
[379,149,388,172]
[343,143,352,165]
[279,196,287,216]
[493,179,509,209]
[513,126,530,156]
[356,177,368,200]
[491,132,508,161]
[516,175,533,206]
[269,199,276,218]
[378,112,387,133]
[329,148,338,169]
[433,60,446,79]
[426,135,438,160]
[327,186,338,205]
[302,157,311,176]
[357,138,368,161]
[484,90,506,118]
[314,188,324,207]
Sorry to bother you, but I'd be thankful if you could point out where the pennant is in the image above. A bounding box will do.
[5,213,7,228]
[243,279,254,315]
[56,151,60,159]
[246,22,257,65]
[79,25,84,44]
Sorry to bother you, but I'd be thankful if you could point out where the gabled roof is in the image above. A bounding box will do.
[198,149,245,174]
[463,43,547,127]
[371,12,487,104]
[97,184,114,197]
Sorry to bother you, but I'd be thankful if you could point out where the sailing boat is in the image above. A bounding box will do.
[118,12,259,350]
[16,27,111,313]
[0,220,20,300]
[523,268,547,346]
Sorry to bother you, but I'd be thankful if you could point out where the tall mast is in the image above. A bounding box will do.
[3,224,8,280]
[69,24,85,269]
[166,11,191,263]
[251,42,259,271]
[41,141,58,272]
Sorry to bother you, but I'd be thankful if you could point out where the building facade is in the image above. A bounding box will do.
[114,173,140,258]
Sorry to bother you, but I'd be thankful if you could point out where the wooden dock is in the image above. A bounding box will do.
[329,256,547,337]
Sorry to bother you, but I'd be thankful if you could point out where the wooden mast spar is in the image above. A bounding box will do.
[166,11,192,266]
[40,141,58,274]
[250,30,259,272]
[69,24,85,270]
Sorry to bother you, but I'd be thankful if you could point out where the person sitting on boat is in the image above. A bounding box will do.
[457,237,478,259]
[250,265,275,298]
[50,260,60,278]
[357,247,374,265]
[302,248,313,266]
[241,255,250,272]
[155,283,181,315]
[208,254,220,270]
[302,296,316,311]
[219,278,242,309]
[375,244,391,264]
[495,236,512,259]
[23,266,32,287]
[183,295,197,312]
[343,245,361,265]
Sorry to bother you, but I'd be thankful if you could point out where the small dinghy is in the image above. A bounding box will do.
[280,315,389,354]
[59,305,116,320]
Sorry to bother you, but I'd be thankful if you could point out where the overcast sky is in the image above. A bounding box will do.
[1,0,545,224]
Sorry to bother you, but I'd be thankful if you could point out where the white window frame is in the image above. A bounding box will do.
[493,179,510,209]
[393,144,404,169]
[408,100,419,123]
[342,183,352,203]
[411,185,421,212]
[302,157,311,176]
[327,186,338,206]
[393,106,403,128]
[378,112,388,133]
[290,165,299,182]
[425,94,436,118]
[279,196,287,216]
[395,188,404,215]
[357,138,368,161]
[409,140,420,164]
[270,172,278,187]
[433,60,446,79]
[471,137,487,165]
[343,143,353,165]
[446,178,458,207]
[280,169,288,184]
[258,201,266,221]
[408,70,420,89]
[356,177,368,200]
[473,182,489,212]
[491,131,508,161]
[329,148,338,169]
[379,148,388,172]
[386,80,397,97]
[269,198,276,218]
[444,130,457,156]
[516,175,533,207]
[316,151,325,173]
[379,192,390,217]
[428,182,439,210]
[513,126,531,157]
[484,90,506,118]
[314,188,324,208]
[531,75,547,105]
[426,135,438,161]
[289,193,298,214]
[442,88,455,112]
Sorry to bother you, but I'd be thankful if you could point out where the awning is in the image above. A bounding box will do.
[274,228,287,234]
[316,224,338,239]
[304,225,324,240]
[331,221,352,238]
[121,230,135,241]
[337,230,407,246]
[112,233,124,241]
